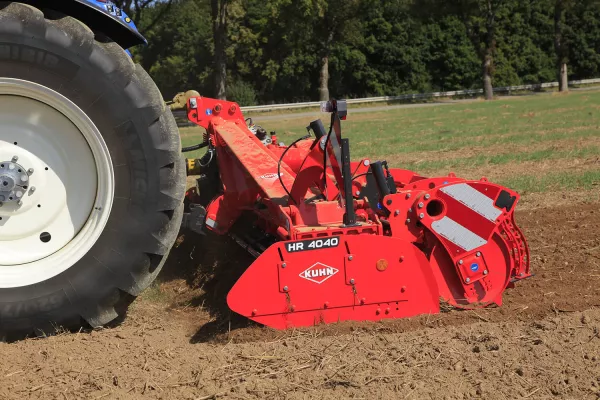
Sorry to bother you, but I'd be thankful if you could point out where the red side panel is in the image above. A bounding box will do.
[227,235,440,330]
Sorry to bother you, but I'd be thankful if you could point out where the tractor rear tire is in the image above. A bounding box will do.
[0,2,185,338]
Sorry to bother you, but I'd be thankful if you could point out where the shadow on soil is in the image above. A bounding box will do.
[158,230,257,343]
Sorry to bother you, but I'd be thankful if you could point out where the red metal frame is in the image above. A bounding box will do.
[186,96,531,330]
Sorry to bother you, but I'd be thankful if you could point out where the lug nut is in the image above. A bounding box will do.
[30,186,36,193]
[11,156,18,162]
[406,193,411,199]
[355,191,361,196]
[458,260,464,265]
[283,286,289,292]
[419,213,425,219]
[281,262,287,268]
[476,251,481,257]
[348,255,353,261]
[394,209,400,216]
[360,298,366,305]
[363,160,370,166]
[424,194,431,200]
[483,270,489,275]
[27,168,34,176]
[418,202,424,208]
[465,277,471,283]
[385,308,390,314]
[350,279,355,285]
[401,286,406,293]
[406,218,411,223]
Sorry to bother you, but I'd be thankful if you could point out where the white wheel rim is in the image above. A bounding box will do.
[0,78,114,288]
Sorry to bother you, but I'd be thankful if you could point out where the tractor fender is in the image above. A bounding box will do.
[13,0,146,48]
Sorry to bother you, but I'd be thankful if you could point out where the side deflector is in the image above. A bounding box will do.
[227,235,440,330]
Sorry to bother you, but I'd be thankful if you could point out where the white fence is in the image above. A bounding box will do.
[238,77,600,113]
[173,77,600,125]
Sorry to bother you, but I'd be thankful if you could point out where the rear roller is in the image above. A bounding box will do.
[0,2,185,337]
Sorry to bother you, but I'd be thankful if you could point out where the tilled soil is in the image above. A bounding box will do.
[0,201,599,400]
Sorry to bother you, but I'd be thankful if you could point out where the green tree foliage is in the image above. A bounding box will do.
[131,0,600,104]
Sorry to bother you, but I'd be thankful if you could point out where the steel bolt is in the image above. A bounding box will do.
[282,262,287,268]
[424,194,431,200]
[350,278,355,285]
[401,286,406,293]
[360,298,366,305]
[348,255,353,261]
[283,286,289,292]
[418,202,424,208]
[11,156,17,162]
[29,186,36,193]
[385,308,390,314]
[324,302,329,309]
[17,200,22,207]
[355,191,361,196]
[519,272,524,277]
[399,256,405,262]
[406,218,411,224]
[290,305,296,312]
[363,160,370,166]
[483,270,489,275]
[376,308,381,315]
[419,213,425,219]
[406,193,411,199]
[27,168,34,176]
[408,208,413,213]
[394,209,400,216]
[458,260,464,265]
[251,309,257,316]
[465,277,471,283]
[476,251,481,257]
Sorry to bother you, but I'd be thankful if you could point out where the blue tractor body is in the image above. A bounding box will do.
[16,0,146,48]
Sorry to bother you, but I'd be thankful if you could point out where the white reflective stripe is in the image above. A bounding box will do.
[431,216,487,251]
[440,183,502,222]
[205,217,217,228]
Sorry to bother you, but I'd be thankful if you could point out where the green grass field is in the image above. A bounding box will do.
[179,90,600,199]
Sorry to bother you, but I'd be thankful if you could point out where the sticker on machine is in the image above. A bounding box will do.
[299,262,339,284]
[259,172,282,181]
[285,237,340,253]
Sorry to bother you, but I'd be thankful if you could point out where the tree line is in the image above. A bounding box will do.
[114,0,600,105]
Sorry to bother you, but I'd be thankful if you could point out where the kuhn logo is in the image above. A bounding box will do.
[299,262,339,284]
[259,172,281,180]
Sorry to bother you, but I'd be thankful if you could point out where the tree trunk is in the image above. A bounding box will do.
[319,55,330,102]
[482,0,495,101]
[212,0,228,100]
[213,31,227,100]
[559,62,569,92]
[554,1,569,92]
[483,56,494,100]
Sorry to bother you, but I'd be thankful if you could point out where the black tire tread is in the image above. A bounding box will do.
[0,2,185,334]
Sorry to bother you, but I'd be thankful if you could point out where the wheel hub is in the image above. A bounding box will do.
[0,159,31,205]
[0,78,114,287]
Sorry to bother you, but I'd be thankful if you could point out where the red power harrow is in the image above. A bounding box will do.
[183,97,531,330]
